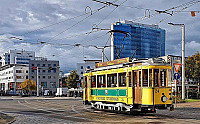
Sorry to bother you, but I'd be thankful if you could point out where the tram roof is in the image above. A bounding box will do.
[85,57,169,73]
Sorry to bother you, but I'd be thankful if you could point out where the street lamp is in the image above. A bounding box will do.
[168,22,185,100]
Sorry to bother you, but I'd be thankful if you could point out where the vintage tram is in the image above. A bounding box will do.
[83,57,174,113]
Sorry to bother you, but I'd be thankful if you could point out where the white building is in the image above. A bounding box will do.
[77,60,101,80]
[1,49,35,66]
[0,64,29,91]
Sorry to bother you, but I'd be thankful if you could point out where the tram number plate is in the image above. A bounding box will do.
[155,89,159,93]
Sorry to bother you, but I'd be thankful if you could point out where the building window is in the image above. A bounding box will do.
[87,66,90,69]
[50,82,56,88]
[38,76,40,79]
[32,70,34,72]
[81,66,83,69]
[48,76,51,79]
[16,70,22,73]
[53,64,56,67]
[31,76,34,78]
[43,64,45,67]
[43,70,46,73]
[32,64,34,66]
[26,76,28,79]
[53,69,56,73]
[48,64,51,67]
[41,82,47,88]
[48,70,51,73]
[37,64,40,67]
[26,70,28,73]
[43,76,45,79]
[81,72,83,74]
[53,76,56,79]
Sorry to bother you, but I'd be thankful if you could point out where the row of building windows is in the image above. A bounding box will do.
[80,66,90,69]
[31,76,57,79]
[31,69,56,73]
[31,64,57,67]
[41,82,56,88]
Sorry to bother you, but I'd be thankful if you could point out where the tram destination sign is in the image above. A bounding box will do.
[95,57,129,68]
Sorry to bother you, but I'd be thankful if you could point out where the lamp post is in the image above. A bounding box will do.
[168,22,185,100]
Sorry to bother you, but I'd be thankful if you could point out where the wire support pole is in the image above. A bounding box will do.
[182,24,185,100]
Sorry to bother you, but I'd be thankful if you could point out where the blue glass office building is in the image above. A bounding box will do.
[111,20,165,60]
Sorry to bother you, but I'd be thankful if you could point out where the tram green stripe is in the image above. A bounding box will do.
[91,89,127,96]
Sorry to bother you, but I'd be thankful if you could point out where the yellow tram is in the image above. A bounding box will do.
[83,57,174,113]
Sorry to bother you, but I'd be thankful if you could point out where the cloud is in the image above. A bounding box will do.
[0,0,200,72]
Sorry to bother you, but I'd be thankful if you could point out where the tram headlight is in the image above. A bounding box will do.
[161,95,168,103]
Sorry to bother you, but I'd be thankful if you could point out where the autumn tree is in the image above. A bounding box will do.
[20,79,37,93]
[179,51,200,81]
[66,70,80,88]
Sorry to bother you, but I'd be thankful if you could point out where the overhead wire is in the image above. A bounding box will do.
[155,0,200,24]
[46,0,119,43]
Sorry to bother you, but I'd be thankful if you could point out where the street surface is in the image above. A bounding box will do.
[0,96,200,124]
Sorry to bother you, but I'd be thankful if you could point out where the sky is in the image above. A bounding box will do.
[0,0,199,73]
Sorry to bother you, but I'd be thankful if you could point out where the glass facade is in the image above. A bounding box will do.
[112,21,165,59]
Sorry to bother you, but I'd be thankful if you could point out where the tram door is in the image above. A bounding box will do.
[84,76,88,102]
[134,70,142,104]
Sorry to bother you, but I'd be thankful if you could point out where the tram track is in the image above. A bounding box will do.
[31,99,123,122]
[17,100,89,122]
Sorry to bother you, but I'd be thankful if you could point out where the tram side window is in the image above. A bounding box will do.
[128,72,132,87]
[119,73,126,87]
[97,75,106,88]
[91,76,96,88]
[139,71,141,87]
[107,74,117,87]
[143,69,148,87]
[149,69,153,87]
[154,69,159,87]
[133,71,137,87]
[160,69,167,86]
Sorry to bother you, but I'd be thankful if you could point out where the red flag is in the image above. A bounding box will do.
[191,11,195,17]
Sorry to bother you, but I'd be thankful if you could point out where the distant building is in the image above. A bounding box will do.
[60,73,71,88]
[0,64,29,91]
[77,60,102,80]
[29,57,59,93]
[111,20,165,60]
[1,49,35,66]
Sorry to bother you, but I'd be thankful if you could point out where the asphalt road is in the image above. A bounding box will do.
[0,97,200,124]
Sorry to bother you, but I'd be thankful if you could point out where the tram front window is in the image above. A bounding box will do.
[107,74,117,87]
[119,73,126,87]
[149,69,153,87]
[154,69,159,87]
[160,69,167,86]
[142,69,148,87]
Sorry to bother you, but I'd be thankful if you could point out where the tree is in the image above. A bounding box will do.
[179,51,200,81]
[20,79,37,93]
[66,70,80,88]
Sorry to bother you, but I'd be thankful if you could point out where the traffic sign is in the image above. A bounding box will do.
[174,73,180,80]
[173,63,181,72]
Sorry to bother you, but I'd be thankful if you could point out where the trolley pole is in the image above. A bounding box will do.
[101,48,104,62]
